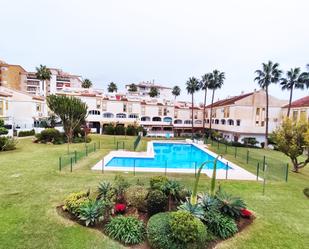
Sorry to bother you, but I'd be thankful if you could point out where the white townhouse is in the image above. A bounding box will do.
[281,96,309,121]
[0,86,47,136]
[204,90,288,144]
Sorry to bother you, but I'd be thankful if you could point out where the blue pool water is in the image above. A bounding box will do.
[106,143,230,170]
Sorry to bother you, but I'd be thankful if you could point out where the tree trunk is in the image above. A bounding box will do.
[265,87,269,148]
[202,88,207,138]
[287,86,294,117]
[209,90,215,137]
[191,94,194,139]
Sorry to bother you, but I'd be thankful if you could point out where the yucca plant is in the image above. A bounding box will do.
[216,189,246,219]
[178,201,204,220]
[97,181,113,200]
[161,179,183,210]
[78,200,104,227]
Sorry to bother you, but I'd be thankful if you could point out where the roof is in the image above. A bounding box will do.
[125,82,172,90]
[283,96,309,108]
[205,92,254,108]
[0,92,12,97]
[32,96,44,101]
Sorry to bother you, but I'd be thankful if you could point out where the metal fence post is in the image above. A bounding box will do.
[246,150,249,164]
[225,162,229,179]
[217,140,219,149]
[59,157,62,171]
[70,157,73,172]
[234,146,237,158]
[133,159,136,176]
[256,162,260,181]
[194,162,197,178]
[285,163,289,182]
[102,158,104,174]
[263,164,267,195]
[86,145,88,156]
[263,156,266,171]
[225,143,228,154]
[74,150,77,163]
[94,143,96,152]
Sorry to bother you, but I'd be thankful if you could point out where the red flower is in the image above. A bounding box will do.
[115,203,126,214]
[241,208,252,218]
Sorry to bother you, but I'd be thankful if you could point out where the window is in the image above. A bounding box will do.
[128,103,132,113]
[184,120,192,124]
[152,117,161,122]
[221,119,226,125]
[256,108,260,115]
[261,121,265,127]
[224,107,230,118]
[174,110,178,118]
[103,112,114,118]
[129,113,138,119]
[215,119,219,124]
[174,119,182,124]
[96,99,101,109]
[141,116,150,121]
[163,108,168,116]
[5,101,8,110]
[194,112,198,119]
[228,119,234,126]
[163,117,172,122]
[236,119,241,126]
[300,109,307,119]
[89,110,101,115]
[36,103,41,112]
[292,110,298,121]
[123,103,127,112]
[116,113,126,118]
[0,101,3,115]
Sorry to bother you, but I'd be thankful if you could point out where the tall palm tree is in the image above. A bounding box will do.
[107,82,117,93]
[208,70,225,136]
[186,77,201,138]
[82,79,92,88]
[254,61,282,148]
[280,68,309,117]
[201,73,212,137]
[35,65,51,96]
[172,86,181,100]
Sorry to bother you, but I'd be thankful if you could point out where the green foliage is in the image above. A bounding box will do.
[105,216,145,245]
[97,181,114,200]
[35,128,63,144]
[199,193,219,212]
[241,137,258,146]
[147,190,167,215]
[178,201,204,220]
[115,125,125,135]
[172,86,181,99]
[104,124,115,135]
[18,129,35,137]
[272,118,309,172]
[114,174,130,197]
[0,120,8,135]
[0,120,4,127]
[78,200,104,226]
[216,189,246,219]
[169,211,207,247]
[82,78,92,88]
[36,64,51,81]
[126,125,138,136]
[125,185,148,211]
[149,87,159,97]
[303,188,309,198]
[0,137,17,151]
[204,210,238,239]
[128,83,137,92]
[161,180,183,200]
[150,176,169,190]
[107,82,117,93]
[63,191,90,215]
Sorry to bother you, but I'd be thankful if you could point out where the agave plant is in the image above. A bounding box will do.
[78,200,104,226]
[97,181,113,200]
[161,180,183,210]
[178,201,204,220]
[216,189,246,219]
[199,193,219,212]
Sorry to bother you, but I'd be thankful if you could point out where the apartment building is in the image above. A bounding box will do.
[0,86,47,136]
[282,96,309,121]
[204,90,288,143]
[125,81,172,99]
[0,60,26,91]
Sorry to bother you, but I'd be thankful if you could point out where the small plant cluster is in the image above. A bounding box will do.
[35,128,91,144]
[0,137,17,152]
[103,123,146,136]
[0,120,9,135]
[18,129,35,137]
[61,172,252,248]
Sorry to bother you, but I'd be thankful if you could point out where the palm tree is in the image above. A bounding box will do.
[35,65,51,96]
[254,61,282,148]
[82,79,92,88]
[208,70,225,137]
[280,68,309,117]
[201,73,212,137]
[172,86,181,100]
[149,87,159,97]
[186,77,201,138]
[128,83,137,92]
[107,82,117,93]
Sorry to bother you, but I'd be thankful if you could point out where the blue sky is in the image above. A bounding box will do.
[1,0,308,104]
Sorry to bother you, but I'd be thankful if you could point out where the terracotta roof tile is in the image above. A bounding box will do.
[205,92,253,108]
[283,96,309,108]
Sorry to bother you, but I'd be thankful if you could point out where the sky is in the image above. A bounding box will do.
[1,0,308,104]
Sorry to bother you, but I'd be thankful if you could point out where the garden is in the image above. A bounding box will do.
[58,171,254,249]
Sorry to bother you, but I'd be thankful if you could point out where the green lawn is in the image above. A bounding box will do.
[0,135,308,249]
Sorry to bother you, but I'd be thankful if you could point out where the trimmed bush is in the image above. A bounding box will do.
[105,216,145,245]
[126,125,138,136]
[0,137,17,151]
[18,129,35,137]
[147,190,167,215]
[104,124,115,135]
[63,191,90,215]
[115,125,125,135]
[35,128,64,144]
[125,185,148,211]
[169,211,207,245]
[204,210,238,239]
[150,176,169,190]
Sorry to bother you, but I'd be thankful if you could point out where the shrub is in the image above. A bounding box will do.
[240,208,253,219]
[114,203,126,214]
[150,176,169,190]
[204,210,238,239]
[114,174,130,199]
[303,188,309,198]
[147,190,167,215]
[35,128,63,144]
[0,137,17,151]
[78,200,104,226]
[115,125,125,135]
[63,191,90,215]
[178,201,204,220]
[241,137,258,146]
[169,211,208,248]
[200,193,219,212]
[97,181,114,200]
[0,127,8,135]
[125,185,148,212]
[216,190,246,219]
[18,129,35,137]
[105,216,145,245]
[126,125,138,136]
[104,124,115,135]
[72,136,91,143]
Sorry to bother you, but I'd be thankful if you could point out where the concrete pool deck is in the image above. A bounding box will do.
[92,140,261,181]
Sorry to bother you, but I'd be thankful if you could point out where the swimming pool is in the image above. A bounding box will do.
[106,142,230,170]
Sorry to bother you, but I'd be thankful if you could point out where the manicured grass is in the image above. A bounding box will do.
[0,135,309,249]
